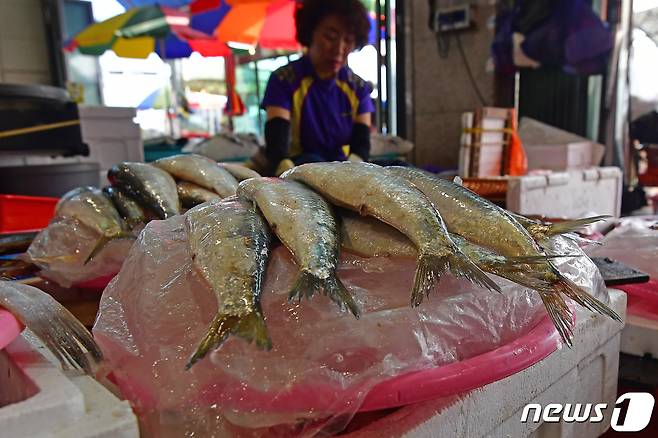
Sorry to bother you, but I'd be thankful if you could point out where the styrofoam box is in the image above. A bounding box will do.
[0,330,139,437]
[344,289,627,438]
[620,315,658,358]
[506,166,622,218]
[525,141,596,171]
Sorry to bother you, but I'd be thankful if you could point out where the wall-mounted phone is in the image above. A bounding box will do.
[432,4,472,32]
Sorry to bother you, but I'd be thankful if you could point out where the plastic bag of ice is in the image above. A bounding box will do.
[93,215,605,437]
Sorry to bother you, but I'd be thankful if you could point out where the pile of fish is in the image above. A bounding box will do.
[18,155,259,281]
[183,161,621,369]
[13,158,620,373]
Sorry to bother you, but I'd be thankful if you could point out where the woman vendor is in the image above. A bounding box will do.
[261,0,374,176]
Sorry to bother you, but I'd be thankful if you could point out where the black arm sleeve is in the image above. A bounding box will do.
[349,122,371,161]
[264,117,291,165]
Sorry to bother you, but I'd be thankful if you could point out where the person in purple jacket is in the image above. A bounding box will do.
[261,0,373,176]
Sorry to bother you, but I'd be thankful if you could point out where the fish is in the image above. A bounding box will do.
[0,281,105,376]
[102,186,147,230]
[185,199,272,369]
[177,181,221,209]
[218,162,261,181]
[55,186,130,263]
[339,213,576,343]
[153,154,239,198]
[108,162,180,219]
[237,177,360,317]
[0,231,39,256]
[282,162,500,306]
[387,166,621,343]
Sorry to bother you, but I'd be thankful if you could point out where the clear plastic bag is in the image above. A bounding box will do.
[586,216,658,279]
[26,217,133,288]
[93,216,605,437]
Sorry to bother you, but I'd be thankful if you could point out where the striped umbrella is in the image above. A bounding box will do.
[191,0,299,51]
[65,5,230,59]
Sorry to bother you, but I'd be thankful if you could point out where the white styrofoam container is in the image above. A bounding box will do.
[0,330,139,437]
[620,315,658,358]
[506,166,622,218]
[525,141,596,171]
[344,289,627,438]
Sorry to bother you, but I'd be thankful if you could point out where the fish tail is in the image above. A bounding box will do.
[324,275,361,318]
[186,310,272,370]
[447,253,502,294]
[528,215,610,241]
[289,270,360,318]
[537,291,575,347]
[553,274,623,323]
[411,254,450,307]
[288,270,322,301]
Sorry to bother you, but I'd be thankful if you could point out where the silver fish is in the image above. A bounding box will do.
[108,162,180,219]
[283,162,500,306]
[387,166,621,345]
[177,181,221,209]
[238,177,360,317]
[102,186,146,230]
[55,186,129,262]
[154,154,238,198]
[186,199,272,369]
[218,162,261,181]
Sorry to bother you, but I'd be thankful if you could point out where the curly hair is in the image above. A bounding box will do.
[295,0,371,49]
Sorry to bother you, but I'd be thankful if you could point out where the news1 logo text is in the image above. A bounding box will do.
[521,392,655,432]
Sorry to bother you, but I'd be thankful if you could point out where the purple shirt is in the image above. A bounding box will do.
[261,56,374,161]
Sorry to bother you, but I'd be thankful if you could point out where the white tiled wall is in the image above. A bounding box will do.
[0,0,52,85]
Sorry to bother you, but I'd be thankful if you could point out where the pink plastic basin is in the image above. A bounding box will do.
[0,309,23,350]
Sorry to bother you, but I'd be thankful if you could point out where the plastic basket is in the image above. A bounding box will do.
[0,195,58,233]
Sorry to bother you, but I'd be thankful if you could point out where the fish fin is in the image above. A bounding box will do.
[537,291,574,347]
[453,176,463,186]
[553,275,623,323]
[447,253,502,294]
[529,215,611,241]
[508,255,583,264]
[289,270,360,318]
[186,311,272,370]
[324,275,361,318]
[84,232,133,265]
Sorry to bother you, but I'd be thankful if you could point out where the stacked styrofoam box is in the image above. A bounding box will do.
[344,289,626,438]
[506,167,622,218]
[621,315,658,358]
[0,331,139,437]
[78,106,144,183]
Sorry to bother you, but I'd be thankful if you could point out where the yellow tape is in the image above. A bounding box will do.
[0,120,81,139]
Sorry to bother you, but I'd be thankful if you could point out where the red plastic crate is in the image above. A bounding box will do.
[0,194,58,233]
